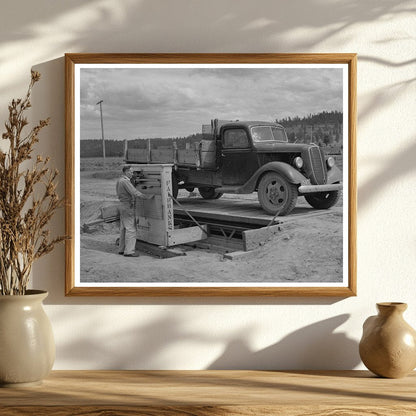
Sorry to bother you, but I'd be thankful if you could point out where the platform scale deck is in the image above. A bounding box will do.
[173,197,342,252]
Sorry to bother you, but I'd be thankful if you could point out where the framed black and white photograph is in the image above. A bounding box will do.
[65,53,356,296]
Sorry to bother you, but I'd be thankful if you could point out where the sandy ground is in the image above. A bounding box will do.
[79,170,344,284]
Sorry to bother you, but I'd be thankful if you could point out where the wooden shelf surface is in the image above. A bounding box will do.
[1,370,415,415]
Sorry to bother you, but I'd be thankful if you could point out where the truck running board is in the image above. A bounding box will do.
[215,186,242,194]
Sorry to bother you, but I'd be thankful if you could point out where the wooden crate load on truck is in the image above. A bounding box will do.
[125,120,233,170]
[126,141,216,169]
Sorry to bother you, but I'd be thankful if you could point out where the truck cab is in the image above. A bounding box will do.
[219,121,288,186]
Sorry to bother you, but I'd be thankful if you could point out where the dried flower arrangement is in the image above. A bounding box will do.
[0,71,65,295]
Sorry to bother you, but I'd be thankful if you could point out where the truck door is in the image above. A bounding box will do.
[221,127,258,185]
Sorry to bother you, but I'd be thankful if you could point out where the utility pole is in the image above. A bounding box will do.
[96,100,106,161]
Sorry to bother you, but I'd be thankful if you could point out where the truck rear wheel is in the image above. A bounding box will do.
[198,187,223,200]
[305,190,340,209]
[171,174,179,199]
[258,172,297,216]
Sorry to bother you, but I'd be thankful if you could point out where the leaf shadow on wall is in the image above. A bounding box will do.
[53,309,219,369]
[358,139,416,210]
[356,54,416,210]
[1,0,412,53]
[0,0,414,97]
[52,308,359,370]
[208,314,360,370]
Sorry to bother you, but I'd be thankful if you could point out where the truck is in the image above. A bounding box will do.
[125,119,343,216]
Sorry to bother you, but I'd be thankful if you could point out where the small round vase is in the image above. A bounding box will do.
[0,290,55,387]
[359,302,416,378]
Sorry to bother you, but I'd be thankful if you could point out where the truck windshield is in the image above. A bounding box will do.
[251,126,288,143]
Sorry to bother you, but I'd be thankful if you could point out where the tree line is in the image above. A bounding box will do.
[80,111,343,157]
[276,111,343,146]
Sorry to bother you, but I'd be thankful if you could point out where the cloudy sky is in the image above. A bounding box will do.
[79,65,343,140]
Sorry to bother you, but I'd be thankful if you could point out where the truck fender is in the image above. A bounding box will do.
[327,165,342,184]
[239,162,307,193]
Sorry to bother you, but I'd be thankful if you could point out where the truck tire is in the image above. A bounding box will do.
[198,187,223,200]
[258,172,297,216]
[305,190,340,209]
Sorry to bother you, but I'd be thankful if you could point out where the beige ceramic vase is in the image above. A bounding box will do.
[0,290,55,387]
[359,302,416,378]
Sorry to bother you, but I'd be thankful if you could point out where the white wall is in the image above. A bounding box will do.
[1,0,415,370]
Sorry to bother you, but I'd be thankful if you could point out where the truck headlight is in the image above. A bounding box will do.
[326,156,335,168]
[293,157,303,169]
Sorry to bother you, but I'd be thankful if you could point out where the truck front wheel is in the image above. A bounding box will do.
[258,172,298,216]
[198,187,223,200]
[304,190,340,209]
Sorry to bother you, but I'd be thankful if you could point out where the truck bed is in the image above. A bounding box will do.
[126,140,216,169]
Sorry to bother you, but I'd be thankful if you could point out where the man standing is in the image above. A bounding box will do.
[116,165,153,257]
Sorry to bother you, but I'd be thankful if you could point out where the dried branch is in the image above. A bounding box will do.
[0,71,66,295]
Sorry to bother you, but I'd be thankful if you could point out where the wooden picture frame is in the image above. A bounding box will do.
[65,53,356,296]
